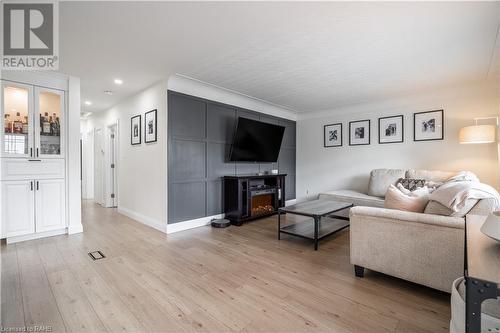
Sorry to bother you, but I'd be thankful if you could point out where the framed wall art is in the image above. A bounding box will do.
[324,123,342,147]
[131,115,141,145]
[414,110,443,141]
[349,119,370,146]
[378,115,404,144]
[145,109,157,143]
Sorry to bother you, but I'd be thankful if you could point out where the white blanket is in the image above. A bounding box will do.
[430,180,500,212]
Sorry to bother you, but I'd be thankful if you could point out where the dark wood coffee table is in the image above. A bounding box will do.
[278,199,353,250]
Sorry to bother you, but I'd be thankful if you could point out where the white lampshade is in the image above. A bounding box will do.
[481,211,500,242]
[459,125,496,144]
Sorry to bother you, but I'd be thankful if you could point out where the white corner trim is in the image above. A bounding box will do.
[166,214,224,234]
[68,224,83,234]
[285,199,297,206]
[167,74,298,121]
[118,206,167,233]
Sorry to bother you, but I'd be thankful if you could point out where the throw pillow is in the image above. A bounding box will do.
[405,169,459,183]
[384,184,430,213]
[397,178,426,191]
[367,169,406,198]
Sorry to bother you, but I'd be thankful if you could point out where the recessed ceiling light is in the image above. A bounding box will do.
[84,100,92,106]
[114,79,123,85]
[104,90,113,95]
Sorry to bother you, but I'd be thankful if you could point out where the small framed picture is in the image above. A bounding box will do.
[378,115,404,144]
[145,109,157,143]
[324,123,342,147]
[131,115,141,145]
[414,110,443,141]
[349,119,370,146]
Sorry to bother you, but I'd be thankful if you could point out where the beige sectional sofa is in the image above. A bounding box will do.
[319,169,497,292]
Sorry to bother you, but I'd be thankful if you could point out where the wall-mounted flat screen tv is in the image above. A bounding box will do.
[229,117,285,163]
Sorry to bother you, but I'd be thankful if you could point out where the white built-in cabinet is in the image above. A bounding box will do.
[0,77,67,243]
[1,180,35,237]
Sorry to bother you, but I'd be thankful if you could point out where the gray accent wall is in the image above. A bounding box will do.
[168,91,296,224]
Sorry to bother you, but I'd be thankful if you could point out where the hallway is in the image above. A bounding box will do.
[1,201,451,332]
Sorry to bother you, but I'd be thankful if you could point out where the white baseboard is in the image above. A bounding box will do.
[166,214,224,234]
[6,228,67,244]
[285,199,297,206]
[118,206,167,233]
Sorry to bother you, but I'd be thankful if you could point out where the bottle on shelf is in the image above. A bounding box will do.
[22,116,29,134]
[42,112,51,134]
[55,116,60,135]
[4,114,11,133]
[13,112,22,134]
[51,113,58,136]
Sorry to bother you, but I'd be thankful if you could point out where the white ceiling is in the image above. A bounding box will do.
[59,1,500,114]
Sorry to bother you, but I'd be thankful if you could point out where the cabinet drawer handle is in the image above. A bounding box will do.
[36,181,39,191]
[28,159,41,162]
[36,148,39,157]
[30,148,33,157]
[30,181,33,191]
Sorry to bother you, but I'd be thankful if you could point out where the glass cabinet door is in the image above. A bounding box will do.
[1,82,34,158]
[35,87,64,158]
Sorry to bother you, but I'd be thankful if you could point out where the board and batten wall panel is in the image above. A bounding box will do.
[168,91,296,224]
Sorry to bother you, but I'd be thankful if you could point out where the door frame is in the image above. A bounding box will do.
[93,127,105,206]
[105,121,119,208]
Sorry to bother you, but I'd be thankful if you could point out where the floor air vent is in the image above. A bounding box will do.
[88,251,106,261]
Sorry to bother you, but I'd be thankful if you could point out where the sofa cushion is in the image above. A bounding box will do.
[319,190,384,208]
[367,169,406,198]
[424,199,479,217]
[406,169,458,182]
[384,185,430,213]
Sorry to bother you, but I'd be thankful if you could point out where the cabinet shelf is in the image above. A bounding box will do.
[4,132,28,136]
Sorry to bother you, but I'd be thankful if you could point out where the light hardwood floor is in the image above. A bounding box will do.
[1,201,451,332]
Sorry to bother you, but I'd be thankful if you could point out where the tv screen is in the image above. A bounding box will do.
[229,117,285,163]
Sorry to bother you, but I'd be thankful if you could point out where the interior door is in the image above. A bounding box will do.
[1,81,34,158]
[35,179,65,233]
[34,87,64,158]
[1,180,35,238]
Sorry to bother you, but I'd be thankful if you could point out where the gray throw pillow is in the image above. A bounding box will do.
[397,178,426,191]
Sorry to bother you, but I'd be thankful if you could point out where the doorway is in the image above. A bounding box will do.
[106,124,118,208]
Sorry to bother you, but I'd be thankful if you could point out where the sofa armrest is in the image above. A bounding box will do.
[349,206,465,229]
[349,206,464,292]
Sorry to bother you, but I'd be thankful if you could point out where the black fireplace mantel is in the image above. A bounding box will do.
[223,174,286,225]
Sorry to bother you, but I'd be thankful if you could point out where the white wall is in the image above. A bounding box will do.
[297,80,500,199]
[82,75,297,234]
[80,119,94,200]
[84,80,168,232]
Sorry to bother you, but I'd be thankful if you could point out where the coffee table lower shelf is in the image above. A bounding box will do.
[278,216,350,250]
